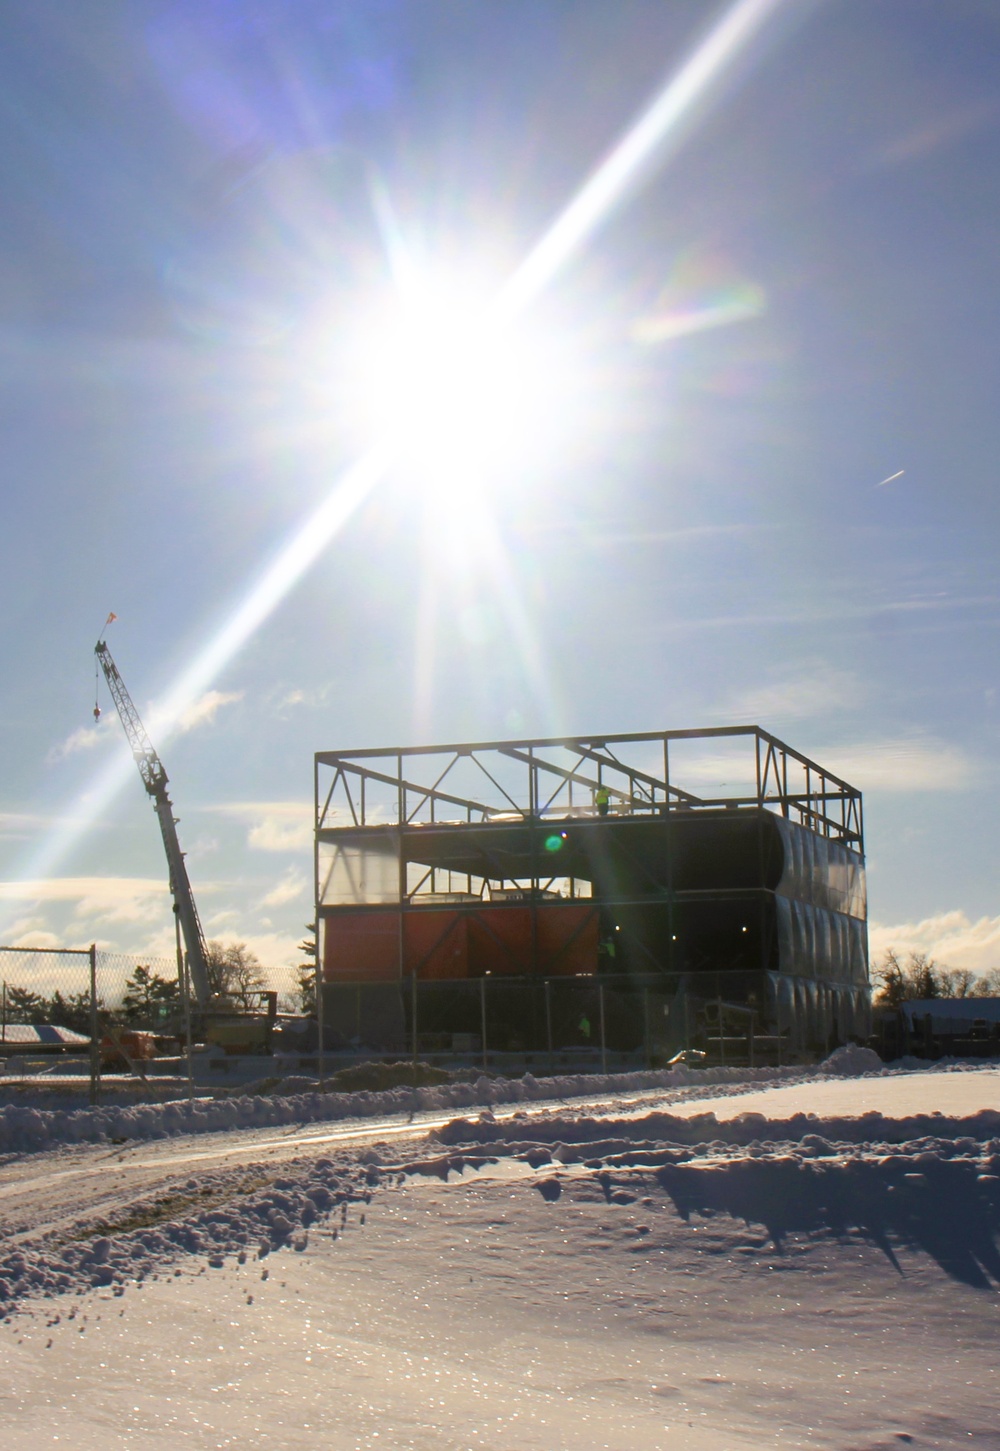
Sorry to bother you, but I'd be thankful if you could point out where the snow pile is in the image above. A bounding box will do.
[6,1106,999,1319]
[0,1157,375,1315]
[434,1105,1000,1151]
[0,1062,816,1155]
[817,1044,884,1076]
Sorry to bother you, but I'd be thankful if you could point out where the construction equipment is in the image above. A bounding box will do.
[94,638,276,1053]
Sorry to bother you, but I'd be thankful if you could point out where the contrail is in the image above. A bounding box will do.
[875,470,905,488]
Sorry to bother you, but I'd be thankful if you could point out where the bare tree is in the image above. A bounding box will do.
[877,950,1000,1002]
[872,949,944,1005]
[871,949,906,1008]
[204,941,267,1009]
[975,967,1000,996]
[937,967,978,999]
[907,952,939,1000]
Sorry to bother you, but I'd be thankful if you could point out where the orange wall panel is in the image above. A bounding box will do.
[538,904,599,975]
[323,912,398,982]
[323,901,600,982]
[404,910,469,979]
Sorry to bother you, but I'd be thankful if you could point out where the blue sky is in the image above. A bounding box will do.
[1,0,1000,976]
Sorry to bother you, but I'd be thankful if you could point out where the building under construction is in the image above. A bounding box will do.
[314,727,869,1064]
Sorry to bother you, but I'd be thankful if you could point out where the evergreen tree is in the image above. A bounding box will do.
[3,985,48,1024]
[122,965,180,1024]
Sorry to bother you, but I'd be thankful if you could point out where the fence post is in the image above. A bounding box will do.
[643,987,650,1069]
[717,995,725,1067]
[544,978,553,1077]
[88,943,100,1107]
[1,980,5,1044]
[411,971,418,1081]
[599,982,607,1076]
[480,976,488,1073]
[315,951,325,1090]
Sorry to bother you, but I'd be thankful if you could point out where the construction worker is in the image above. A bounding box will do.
[595,783,610,817]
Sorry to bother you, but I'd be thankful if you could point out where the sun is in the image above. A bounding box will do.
[350,286,562,493]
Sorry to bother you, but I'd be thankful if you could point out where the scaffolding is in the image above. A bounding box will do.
[314,726,869,1057]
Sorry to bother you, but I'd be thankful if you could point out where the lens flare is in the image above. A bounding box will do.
[356,297,526,475]
[0,444,388,934]
[343,282,576,498]
[8,0,795,926]
[498,0,788,320]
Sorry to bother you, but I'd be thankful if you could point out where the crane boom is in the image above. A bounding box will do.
[94,640,211,1007]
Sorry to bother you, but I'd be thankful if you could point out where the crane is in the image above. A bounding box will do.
[94,639,212,1007]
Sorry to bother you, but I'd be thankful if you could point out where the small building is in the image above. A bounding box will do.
[314,726,869,1062]
[0,1024,91,1051]
[878,997,1000,1059]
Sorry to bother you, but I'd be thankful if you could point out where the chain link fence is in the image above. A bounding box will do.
[0,946,305,1102]
[0,945,101,1100]
[319,968,862,1074]
[0,946,862,1101]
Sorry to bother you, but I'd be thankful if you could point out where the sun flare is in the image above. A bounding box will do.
[351,291,560,490]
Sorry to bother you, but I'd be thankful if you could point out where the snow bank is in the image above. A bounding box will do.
[3,1055,995,1321]
[0,1062,820,1155]
[433,1104,1000,1152]
[6,1104,998,1319]
[0,1157,376,1315]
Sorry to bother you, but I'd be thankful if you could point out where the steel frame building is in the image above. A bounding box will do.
[314,726,870,1057]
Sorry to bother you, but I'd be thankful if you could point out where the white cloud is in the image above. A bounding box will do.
[868,910,1000,975]
[72,888,169,926]
[643,730,974,800]
[205,909,241,930]
[47,716,116,764]
[266,684,331,714]
[176,690,244,734]
[249,817,312,852]
[0,875,227,932]
[0,878,181,949]
[261,867,307,909]
[0,812,57,841]
[815,737,973,793]
[725,666,862,725]
[211,801,312,853]
[1,927,62,951]
[0,876,168,905]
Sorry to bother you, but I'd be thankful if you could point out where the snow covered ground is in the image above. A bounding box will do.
[0,1059,829,1155]
[2,1058,999,1449]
